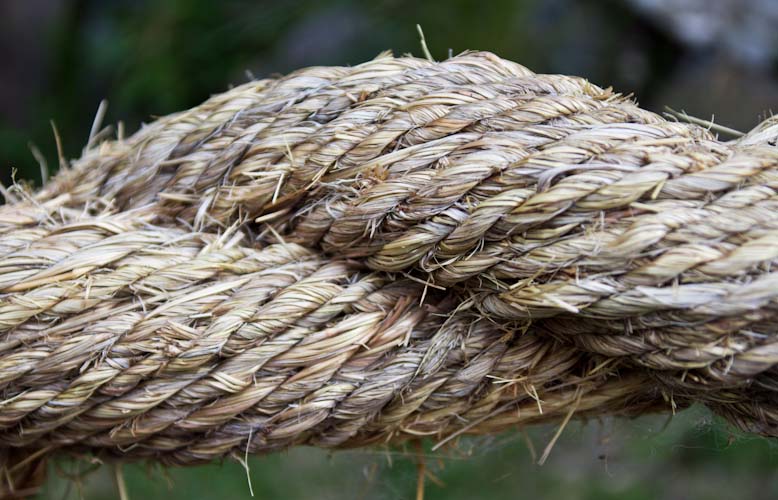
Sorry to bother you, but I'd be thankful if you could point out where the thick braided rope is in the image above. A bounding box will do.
[0,207,657,467]
[2,51,778,488]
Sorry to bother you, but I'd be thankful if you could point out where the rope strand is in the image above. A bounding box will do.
[2,50,778,494]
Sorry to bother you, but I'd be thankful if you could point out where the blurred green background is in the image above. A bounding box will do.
[2,0,778,498]
[36,409,778,500]
[3,0,778,189]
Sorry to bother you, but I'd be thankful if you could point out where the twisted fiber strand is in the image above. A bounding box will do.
[62,51,774,382]
[34,53,533,218]
[21,52,776,305]
[0,206,654,468]
[2,51,778,487]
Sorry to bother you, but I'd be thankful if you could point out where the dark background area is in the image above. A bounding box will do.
[2,0,778,498]
[35,409,778,500]
[2,0,777,189]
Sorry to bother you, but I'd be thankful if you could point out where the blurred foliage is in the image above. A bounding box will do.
[2,0,681,188]
[38,408,778,500]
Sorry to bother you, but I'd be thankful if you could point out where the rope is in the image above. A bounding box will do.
[2,50,778,494]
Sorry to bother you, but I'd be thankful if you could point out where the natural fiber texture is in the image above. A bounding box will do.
[2,50,778,494]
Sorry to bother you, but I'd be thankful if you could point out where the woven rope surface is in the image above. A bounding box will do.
[2,50,778,492]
